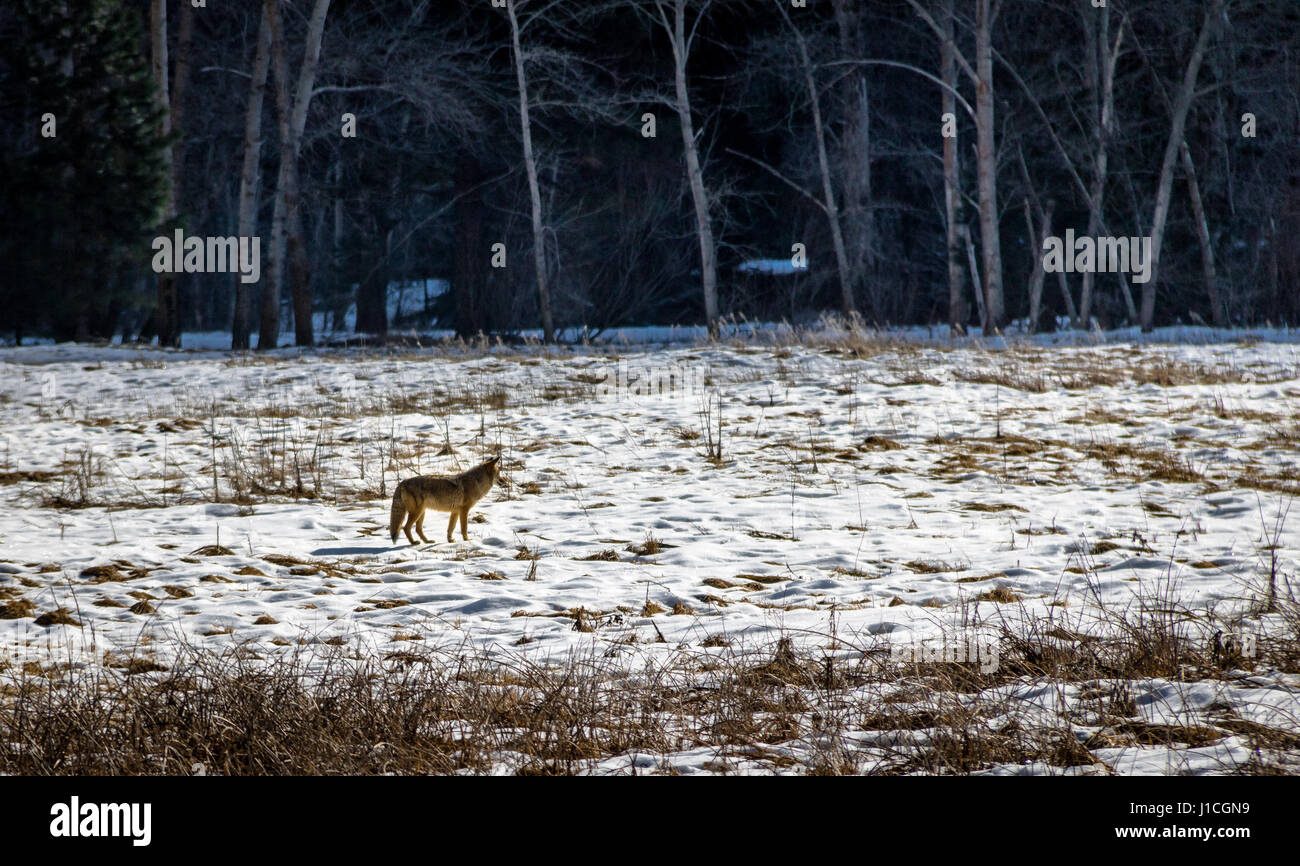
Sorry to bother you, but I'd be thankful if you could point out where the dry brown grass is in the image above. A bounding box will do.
[954,365,1050,393]
[0,470,57,485]
[975,586,1022,603]
[626,533,666,556]
[1132,358,1251,387]
[576,549,620,562]
[33,608,80,626]
[904,559,967,574]
[1,589,1296,776]
[0,598,37,619]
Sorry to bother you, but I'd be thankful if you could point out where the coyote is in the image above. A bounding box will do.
[389,455,503,545]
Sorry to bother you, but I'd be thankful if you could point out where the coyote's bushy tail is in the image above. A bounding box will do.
[389,486,406,543]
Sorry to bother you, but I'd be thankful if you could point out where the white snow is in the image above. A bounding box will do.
[2,333,1298,774]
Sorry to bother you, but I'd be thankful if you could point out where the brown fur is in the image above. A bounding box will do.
[389,455,503,545]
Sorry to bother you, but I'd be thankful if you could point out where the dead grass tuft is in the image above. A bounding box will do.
[904,559,966,574]
[0,599,37,619]
[193,545,236,556]
[576,549,620,562]
[34,608,81,627]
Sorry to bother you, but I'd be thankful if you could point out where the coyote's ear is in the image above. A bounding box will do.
[487,454,501,465]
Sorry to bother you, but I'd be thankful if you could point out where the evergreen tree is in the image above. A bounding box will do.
[0,0,171,343]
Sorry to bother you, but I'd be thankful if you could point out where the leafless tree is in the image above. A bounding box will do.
[504,0,556,342]
[940,0,966,333]
[830,0,877,321]
[258,0,331,350]
[1077,0,1126,328]
[633,0,721,337]
[1130,2,1227,327]
[1139,0,1224,332]
[150,0,179,347]
[906,0,1005,333]
[232,3,272,350]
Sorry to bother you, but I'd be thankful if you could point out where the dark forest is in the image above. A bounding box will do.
[2,0,1298,346]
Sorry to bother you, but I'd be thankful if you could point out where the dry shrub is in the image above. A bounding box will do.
[33,608,80,627]
[0,599,37,619]
[0,618,1295,775]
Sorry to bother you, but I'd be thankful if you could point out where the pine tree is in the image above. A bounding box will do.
[0,0,171,343]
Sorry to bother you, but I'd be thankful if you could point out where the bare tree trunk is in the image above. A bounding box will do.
[151,0,179,348]
[1116,272,1139,323]
[288,203,313,346]
[1079,3,1123,329]
[1057,269,1078,324]
[781,4,856,322]
[941,0,965,333]
[831,0,874,321]
[1024,198,1053,332]
[1114,168,1144,323]
[258,0,330,350]
[289,0,329,348]
[1181,139,1224,326]
[232,2,272,349]
[899,0,999,331]
[659,0,719,337]
[259,0,291,350]
[961,223,985,327]
[1016,143,1053,333]
[170,1,192,210]
[805,51,855,323]
[506,0,555,342]
[1140,0,1221,332]
[974,0,1003,333]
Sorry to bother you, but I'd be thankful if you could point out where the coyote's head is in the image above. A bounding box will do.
[484,453,505,486]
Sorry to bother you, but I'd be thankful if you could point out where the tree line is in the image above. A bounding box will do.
[1,0,1297,346]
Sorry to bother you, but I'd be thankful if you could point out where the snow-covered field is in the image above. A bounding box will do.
[2,334,1299,774]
